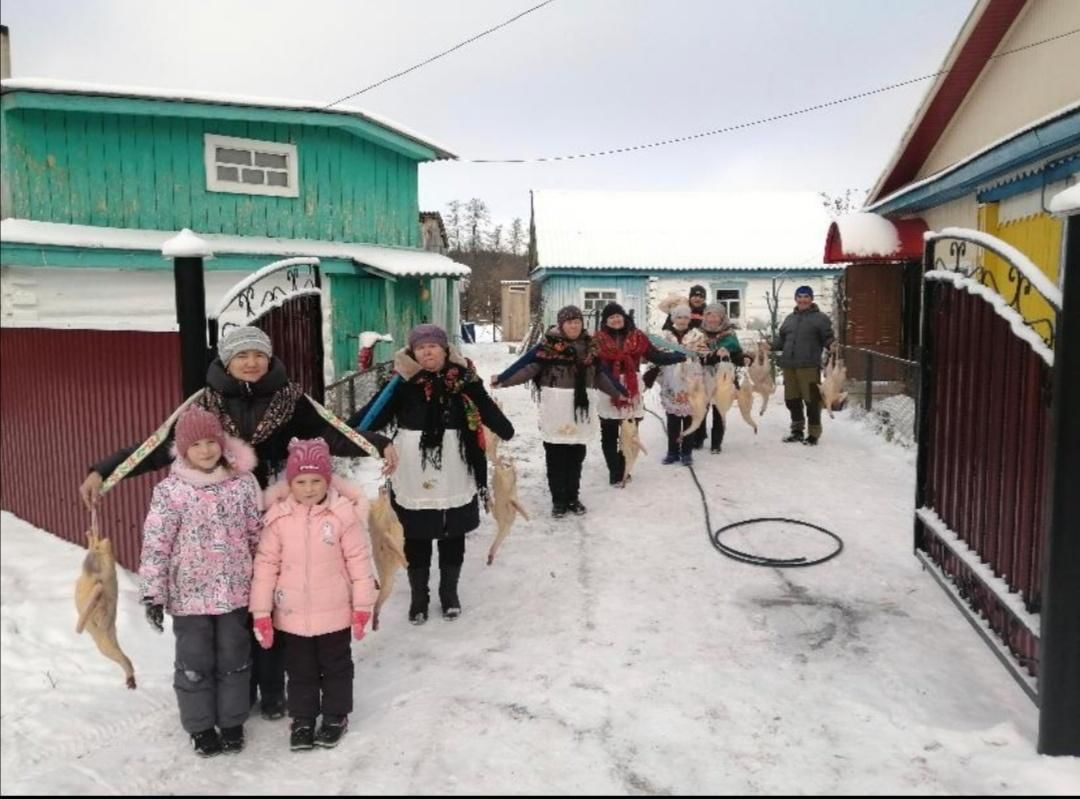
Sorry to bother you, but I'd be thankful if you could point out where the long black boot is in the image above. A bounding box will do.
[439,565,462,620]
[407,567,430,626]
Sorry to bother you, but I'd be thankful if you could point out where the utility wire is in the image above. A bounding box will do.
[453,27,1080,164]
[323,0,557,109]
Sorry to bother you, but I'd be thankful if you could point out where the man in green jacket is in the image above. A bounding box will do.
[771,286,835,446]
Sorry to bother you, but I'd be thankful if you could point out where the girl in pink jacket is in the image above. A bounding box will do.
[250,437,377,752]
[138,406,262,758]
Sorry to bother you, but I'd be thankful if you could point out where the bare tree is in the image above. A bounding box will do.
[488,224,504,253]
[465,198,490,253]
[508,217,525,256]
[819,188,868,219]
[445,200,463,251]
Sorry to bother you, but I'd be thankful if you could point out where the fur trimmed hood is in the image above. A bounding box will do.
[393,346,469,382]
[169,435,258,486]
[263,475,369,526]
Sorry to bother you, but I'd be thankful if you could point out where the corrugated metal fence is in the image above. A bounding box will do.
[1,329,181,571]
[916,281,1051,681]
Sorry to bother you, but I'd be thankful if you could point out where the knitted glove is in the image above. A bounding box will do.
[144,602,164,633]
[352,610,372,641]
[642,366,660,389]
[253,616,274,649]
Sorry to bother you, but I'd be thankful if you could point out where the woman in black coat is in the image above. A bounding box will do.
[351,324,513,625]
[78,326,396,721]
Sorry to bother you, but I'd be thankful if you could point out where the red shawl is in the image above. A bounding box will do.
[594,329,651,399]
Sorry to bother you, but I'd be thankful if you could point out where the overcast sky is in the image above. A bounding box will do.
[1,0,979,229]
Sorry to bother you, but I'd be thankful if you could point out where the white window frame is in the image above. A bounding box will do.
[204,134,299,198]
[713,287,743,320]
[579,288,622,315]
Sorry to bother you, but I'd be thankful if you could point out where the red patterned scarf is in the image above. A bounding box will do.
[595,328,650,400]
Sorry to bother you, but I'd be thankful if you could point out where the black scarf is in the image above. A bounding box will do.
[412,360,489,503]
[534,331,598,422]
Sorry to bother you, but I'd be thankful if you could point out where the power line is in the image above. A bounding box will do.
[453,27,1080,164]
[322,0,557,109]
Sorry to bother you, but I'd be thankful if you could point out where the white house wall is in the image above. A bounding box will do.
[648,272,838,341]
[918,0,1080,179]
[1,265,244,331]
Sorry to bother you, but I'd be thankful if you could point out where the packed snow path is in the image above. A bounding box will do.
[2,343,1076,795]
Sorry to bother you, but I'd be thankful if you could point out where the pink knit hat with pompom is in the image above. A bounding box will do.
[175,406,225,457]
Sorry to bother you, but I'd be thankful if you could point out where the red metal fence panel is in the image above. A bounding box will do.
[0,329,181,571]
[919,281,1051,678]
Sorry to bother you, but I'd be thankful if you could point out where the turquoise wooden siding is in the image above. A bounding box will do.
[2,108,420,246]
[328,273,393,373]
[539,274,649,327]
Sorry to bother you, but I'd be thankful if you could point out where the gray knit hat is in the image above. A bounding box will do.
[218,325,272,365]
[670,304,692,320]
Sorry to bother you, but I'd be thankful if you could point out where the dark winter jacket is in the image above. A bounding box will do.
[92,358,391,488]
[496,328,623,397]
[773,304,835,369]
[350,348,514,541]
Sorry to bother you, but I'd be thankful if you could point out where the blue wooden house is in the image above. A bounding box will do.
[528,190,842,341]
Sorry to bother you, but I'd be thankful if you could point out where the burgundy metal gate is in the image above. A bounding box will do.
[210,257,325,401]
[915,231,1057,702]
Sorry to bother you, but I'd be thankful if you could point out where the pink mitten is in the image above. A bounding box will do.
[352,610,372,641]
[253,616,274,649]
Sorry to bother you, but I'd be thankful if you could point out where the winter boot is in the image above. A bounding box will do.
[314,715,349,748]
[407,566,430,625]
[191,728,222,758]
[567,499,587,515]
[260,694,286,721]
[782,430,805,443]
[803,435,819,446]
[219,725,245,754]
[662,452,680,465]
[439,565,462,620]
[290,718,315,751]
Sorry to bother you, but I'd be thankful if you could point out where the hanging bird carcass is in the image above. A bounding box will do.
[487,458,529,565]
[747,342,775,415]
[368,488,408,630]
[821,352,849,418]
[74,526,136,689]
[618,418,647,485]
[736,374,758,434]
[678,373,710,440]
[711,362,736,416]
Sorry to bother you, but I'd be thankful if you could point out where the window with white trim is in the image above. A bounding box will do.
[204,134,299,197]
[714,288,742,319]
[581,289,620,317]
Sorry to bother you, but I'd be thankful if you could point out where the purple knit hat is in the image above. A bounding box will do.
[408,323,449,351]
[175,406,225,456]
[285,437,332,484]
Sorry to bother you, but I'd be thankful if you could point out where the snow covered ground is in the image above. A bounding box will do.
[2,343,1076,795]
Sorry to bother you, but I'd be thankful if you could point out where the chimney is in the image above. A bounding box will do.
[1,26,10,80]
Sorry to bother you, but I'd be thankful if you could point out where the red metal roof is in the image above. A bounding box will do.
[871,0,1028,202]
[824,217,929,263]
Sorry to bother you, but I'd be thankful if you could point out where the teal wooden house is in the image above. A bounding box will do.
[0,78,469,374]
[0,77,468,564]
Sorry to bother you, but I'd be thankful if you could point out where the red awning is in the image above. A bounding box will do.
[824,215,928,263]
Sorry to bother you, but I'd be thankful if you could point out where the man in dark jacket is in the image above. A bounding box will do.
[661,284,708,331]
[772,286,834,446]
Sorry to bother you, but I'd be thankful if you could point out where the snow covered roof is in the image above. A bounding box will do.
[532,191,834,270]
[0,220,470,278]
[0,78,456,160]
[1048,183,1080,215]
[824,214,929,263]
